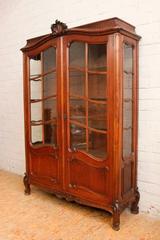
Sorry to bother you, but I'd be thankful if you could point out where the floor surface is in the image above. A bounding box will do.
[0,170,160,240]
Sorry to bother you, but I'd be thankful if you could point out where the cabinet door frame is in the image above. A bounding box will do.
[63,34,113,205]
[23,38,63,189]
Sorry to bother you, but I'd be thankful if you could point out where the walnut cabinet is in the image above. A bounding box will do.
[21,18,141,230]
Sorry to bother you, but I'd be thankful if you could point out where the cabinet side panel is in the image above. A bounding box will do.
[121,37,139,199]
[122,162,132,194]
[23,53,30,175]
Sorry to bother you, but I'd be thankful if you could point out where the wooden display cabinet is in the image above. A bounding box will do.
[21,18,141,230]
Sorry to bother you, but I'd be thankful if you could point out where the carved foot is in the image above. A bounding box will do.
[112,200,120,231]
[23,173,31,195]
[131,188,140,214]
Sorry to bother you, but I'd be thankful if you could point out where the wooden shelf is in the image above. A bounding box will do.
[124,70,134,75]
[31,119,56,126]
[30,68,56,81]
[123,98,133,103]
[69,94,107,104]
[69,66,107,75]
[88,69,107,75]
[88,126,107,134]
[30,95,56,103]
[123,126,132,131]
[88,98,107,104]
[70,119,107,134]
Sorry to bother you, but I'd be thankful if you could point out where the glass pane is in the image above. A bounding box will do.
[88,131,107,159]
[44,98,57,120]
[69,71,85,96]
[30,54,41,78]
[30,54,42,101]
[43,47,56,72]
[124,45,133,73]
[88,44,106,71]
[31,123,57,145]
[44,72,56,97]
[30,80,42,99]
[69,42,85,68]
[70,99,86,124]
[124,72,132,99]
[44,123,57,145]
[31,125,43,144]
[31,98,56,122]
[123,43,133,157]
[88,102,106,130]
[123,128,132,156]
[70,124,86,150]
[123,101,132,129]
[31,102,42,122]
[88,74,106,100]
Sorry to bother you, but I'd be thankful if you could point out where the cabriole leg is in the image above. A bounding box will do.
[131,187,140,214]
[23,173,31,195]
[112,200,120,231]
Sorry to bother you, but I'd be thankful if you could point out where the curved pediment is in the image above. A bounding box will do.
[21,18,141,52]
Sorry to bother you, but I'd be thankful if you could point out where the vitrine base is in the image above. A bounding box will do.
[23,176,139,231]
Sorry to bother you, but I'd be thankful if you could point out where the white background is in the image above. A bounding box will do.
[0,0,160,216]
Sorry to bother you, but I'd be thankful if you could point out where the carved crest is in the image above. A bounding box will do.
[51,20,68,36]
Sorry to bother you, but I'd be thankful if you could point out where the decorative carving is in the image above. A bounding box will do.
[131,187,140,214]
[112,200,120,231]
[51,20,68,36]
[23,173,31,195]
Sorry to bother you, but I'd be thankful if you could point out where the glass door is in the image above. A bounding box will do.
[69,42,107,159]
[28,44,60,185]
[64,37,110,203]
